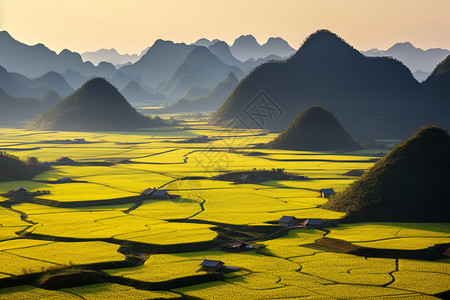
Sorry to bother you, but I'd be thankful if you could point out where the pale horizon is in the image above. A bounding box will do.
[1,0,450,55]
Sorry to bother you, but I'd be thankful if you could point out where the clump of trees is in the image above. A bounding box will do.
[0,151,50,182]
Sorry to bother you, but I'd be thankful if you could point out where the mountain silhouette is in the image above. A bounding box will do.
[211,30,427,138]
[157,46,244,100]
[158,72,239,113]
[0,65,48,98]
[27,78,164,131]
[120,40,195,88]
[231,35,262,61]
[183,86,210,99]
[230,35,295,61]
[323,127,450,222]
[209,41,243,67]
[81,48,140,66]
[0,31,102,78]
[362,42,450,74]
[0,87,42,120]
[120,80,167,103]
[262,106,360,151]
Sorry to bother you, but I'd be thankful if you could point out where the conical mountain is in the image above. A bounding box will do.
[263,106,360,151]
[323,127,450,222]
[27,78,163,131]
[211,30,422,138]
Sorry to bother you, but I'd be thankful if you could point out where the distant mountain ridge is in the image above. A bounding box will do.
[230,35,296,61]
[211,30,450,138]
[362,42,450,78]
[157,72,239,113]
[81,48,140,66]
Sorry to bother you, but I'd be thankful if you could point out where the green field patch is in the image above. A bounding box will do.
[0,226,28,241]
[261,229,324,258]
[131,199,202,220]
[63,283,179,299]
[389,270,450,295]
[175,282,313,299]
[113,222,217,244]
[0,239,52,251]
[291,252,395,285]
[0,181,49,194]
[26,211,143,239]
[327,223,450,243]
[7,241,124,266]
[398,259,450,274]
[0,207,28,227]
[0,285,79,299]
[0,252,59,275]
[355,237,450,250]
[37,182,138,202]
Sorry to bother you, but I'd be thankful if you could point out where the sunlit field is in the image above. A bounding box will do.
[0,125,448,299]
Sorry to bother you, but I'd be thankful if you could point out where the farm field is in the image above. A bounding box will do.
[0,124,449,299]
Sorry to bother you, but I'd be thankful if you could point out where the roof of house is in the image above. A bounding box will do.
[320,188,336,194]
[200,260,224,267]
[238,174,249,180]
[13,186,28,192]
[224,240,246,248]
[304,218,322,225]
[278,216,297,223]
[152,189,169,197]
[141,188,155,195]
[56,156,74,162]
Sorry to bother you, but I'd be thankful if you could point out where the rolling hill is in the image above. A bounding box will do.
[322,127,450,222]
[211,30,433,138]
[27,78,165,131]
[262,106,360,151]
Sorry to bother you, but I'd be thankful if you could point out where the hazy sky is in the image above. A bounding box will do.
[1,0,449,54]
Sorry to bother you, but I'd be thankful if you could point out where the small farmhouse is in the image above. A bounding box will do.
[200,260,225,272]
[55,156,75,164]
[56,177,74,183]
[151,189,170,199]
[223,240,254,251]
[302,218,323,229]
[141,188,155,196]
[278,216,299,227]
[8,186,28,195]
[320,188,336,198]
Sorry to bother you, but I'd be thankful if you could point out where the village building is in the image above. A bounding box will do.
[223,240,254,251]
[236,174,249,183]
[141,188,155,196]
[8,186,28,196]
[200,260,225,272]
[320,188,336,198]
[150,189,170,199]
[55,156,75,164]
[56,177,73,183]
[278,216,299,227]
[302,218,323,229]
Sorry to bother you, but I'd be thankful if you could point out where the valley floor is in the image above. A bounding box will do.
[0,123,448,299]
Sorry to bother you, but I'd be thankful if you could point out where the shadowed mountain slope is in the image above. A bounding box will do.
[262,106,360,151]
[27,78,164,131]
[323,127,450,222]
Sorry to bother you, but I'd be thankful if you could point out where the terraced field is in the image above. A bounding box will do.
[0,124,449,299]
